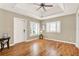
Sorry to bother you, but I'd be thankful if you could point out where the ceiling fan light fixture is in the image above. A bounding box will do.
[35,3,53,11]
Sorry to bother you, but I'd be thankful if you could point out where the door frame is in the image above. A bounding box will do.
[76,7,79,47]
[13,17,27,44]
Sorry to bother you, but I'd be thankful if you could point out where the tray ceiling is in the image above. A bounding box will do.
[0,3,78,20]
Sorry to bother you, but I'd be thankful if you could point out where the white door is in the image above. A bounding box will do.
[14,17,26,44]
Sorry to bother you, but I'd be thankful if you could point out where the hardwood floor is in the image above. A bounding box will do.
[0,39,79,56]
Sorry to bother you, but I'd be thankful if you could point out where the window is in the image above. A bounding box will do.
[46,21,61,33]
[30,21,40,36]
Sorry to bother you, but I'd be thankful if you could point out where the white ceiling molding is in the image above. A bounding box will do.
[0,3,78,20]
[58,3,65,11]
[38,11,75,20]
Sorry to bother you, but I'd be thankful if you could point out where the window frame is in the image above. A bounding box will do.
[46,21,61,33]
[30,21,40,36]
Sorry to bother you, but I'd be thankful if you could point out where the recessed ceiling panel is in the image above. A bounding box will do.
[0,3,78,20]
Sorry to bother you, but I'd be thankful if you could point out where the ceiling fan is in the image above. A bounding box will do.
[34,3,53,11]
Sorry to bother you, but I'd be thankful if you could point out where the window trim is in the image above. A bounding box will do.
[46,21,61,33]
[30,21,40,36]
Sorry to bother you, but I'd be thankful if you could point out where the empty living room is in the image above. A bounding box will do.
[0,2,79,57]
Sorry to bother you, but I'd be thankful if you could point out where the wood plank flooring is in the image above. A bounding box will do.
[0,39,79,56]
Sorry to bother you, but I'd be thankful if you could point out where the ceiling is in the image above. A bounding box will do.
[0,3,78,20]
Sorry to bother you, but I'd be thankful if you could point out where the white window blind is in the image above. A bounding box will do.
[46,21,61,33]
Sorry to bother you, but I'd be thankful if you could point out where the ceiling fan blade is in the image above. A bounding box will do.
[36,6,42,11]
[45,5,53,7]
[43,6,46,11]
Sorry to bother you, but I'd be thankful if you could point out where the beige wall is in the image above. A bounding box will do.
[0,8,76,45]
[0,9,40,45]
[41,14,76,43]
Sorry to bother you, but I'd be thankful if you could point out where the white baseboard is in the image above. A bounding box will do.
[25,38,38,42]
[0,43,14,49]
[1,38,78,49]
[76,44,79,48]
[46,38,79,49]
[1,38,38,49]
[45,38,76,45]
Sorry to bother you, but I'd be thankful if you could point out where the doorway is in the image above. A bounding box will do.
[14,17,27,44]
